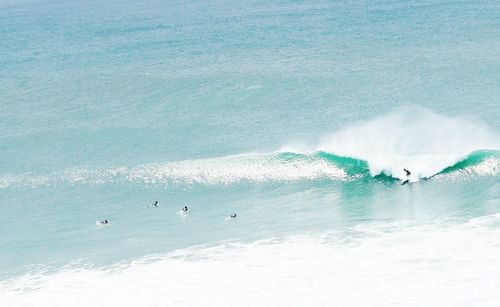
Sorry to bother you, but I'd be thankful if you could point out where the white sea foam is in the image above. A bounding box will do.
[2,216,500,306]
[314,107,500,180]
[124,154,348,184]
[0,154,347,188]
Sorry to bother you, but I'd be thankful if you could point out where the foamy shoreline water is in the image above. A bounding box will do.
[2,216,500,307]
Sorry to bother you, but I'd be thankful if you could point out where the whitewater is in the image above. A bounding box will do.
[3,217,500,307]
[1,0,499,306]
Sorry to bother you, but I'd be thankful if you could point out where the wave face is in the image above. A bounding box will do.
[294,107,500,181]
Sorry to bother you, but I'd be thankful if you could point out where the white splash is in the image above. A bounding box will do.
[316,107,499,180]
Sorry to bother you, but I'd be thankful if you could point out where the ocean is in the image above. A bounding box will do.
[0,0,499,306]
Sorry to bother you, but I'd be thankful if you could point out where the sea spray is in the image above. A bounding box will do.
[315,107,500,180]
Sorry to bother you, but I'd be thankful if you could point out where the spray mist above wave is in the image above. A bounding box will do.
[307,107,499,180]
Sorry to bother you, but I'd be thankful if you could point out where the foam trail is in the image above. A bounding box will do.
[316,107,499,180]
[2,217,500,306]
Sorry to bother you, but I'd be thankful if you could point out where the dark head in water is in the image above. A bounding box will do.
[182,206,188,212]
[230,214,237,218]
[153,201,158,207]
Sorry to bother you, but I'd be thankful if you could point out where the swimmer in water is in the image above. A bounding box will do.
[98,219,108,225]
[152,201,158,207]
[182,206,188,212]
[230,214,237,219]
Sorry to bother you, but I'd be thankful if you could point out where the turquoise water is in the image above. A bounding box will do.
[0,0,499,305]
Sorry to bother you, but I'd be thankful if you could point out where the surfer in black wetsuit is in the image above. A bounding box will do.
[230,214,237,219]
[182,206,188,212]
[401,169,411,185]
[152,201,158,207]
[404,169,411,177]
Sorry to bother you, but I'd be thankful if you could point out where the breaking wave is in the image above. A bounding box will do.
[286,107,500,181]
[1,107,498,189]
[0,150,498,189]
